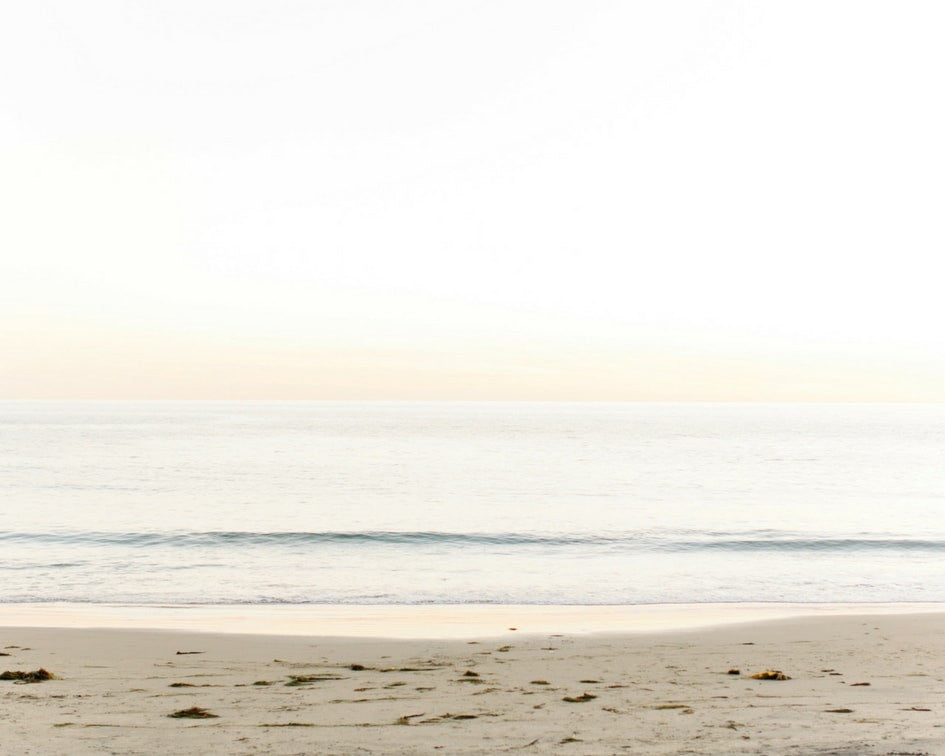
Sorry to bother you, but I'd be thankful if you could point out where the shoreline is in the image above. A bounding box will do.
[2,611,944,754]
[2,601,944,638]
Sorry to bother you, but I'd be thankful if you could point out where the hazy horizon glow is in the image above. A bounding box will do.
[3,2,944,400]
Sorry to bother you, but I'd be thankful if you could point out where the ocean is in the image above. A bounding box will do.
[1,401,943,606]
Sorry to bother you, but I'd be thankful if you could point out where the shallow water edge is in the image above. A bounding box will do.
[3,601,944,638]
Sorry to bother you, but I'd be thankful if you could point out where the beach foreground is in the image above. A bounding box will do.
[2,612,944,755]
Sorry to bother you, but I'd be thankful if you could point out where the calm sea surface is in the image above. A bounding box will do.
[1,401,943,605]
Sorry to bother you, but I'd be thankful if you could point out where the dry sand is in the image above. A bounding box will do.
[2,610,944,754]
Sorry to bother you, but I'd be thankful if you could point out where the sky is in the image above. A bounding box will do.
[2,1,944,400]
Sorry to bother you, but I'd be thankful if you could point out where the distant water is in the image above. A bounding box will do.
[1,401,943,605]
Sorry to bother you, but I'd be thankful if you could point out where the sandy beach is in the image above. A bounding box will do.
[2,608,944,754]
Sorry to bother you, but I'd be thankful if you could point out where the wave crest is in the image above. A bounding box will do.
[1,530,943,552]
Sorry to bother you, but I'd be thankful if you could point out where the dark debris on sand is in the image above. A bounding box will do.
[0,668,56,683]
[168,707,219,719]
[749,670,791,680]
[562,693,597,703]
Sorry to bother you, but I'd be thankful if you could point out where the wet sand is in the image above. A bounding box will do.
[2,610,944,754]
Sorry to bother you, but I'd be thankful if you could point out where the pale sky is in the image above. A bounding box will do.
[2,1,944,400]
